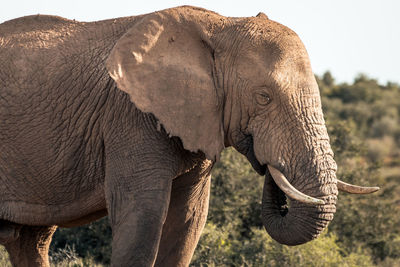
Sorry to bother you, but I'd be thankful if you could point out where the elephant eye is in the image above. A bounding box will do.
[256,92,272,106]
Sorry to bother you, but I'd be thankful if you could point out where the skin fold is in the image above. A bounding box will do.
[0,6,338,266]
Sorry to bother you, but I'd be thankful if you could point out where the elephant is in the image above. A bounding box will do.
[0,6,379,267]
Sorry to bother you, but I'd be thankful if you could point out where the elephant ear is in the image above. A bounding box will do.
[106,11,224,161]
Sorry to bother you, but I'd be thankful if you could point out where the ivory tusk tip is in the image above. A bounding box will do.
[368,187,380,193]
[337,180,380,194]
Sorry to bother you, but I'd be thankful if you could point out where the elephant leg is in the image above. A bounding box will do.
[155,164,212,267]
[105,146,174,266]
[4,225,57,267]
[106,176,172,266]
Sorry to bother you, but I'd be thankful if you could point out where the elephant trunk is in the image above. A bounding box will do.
[261,158,337,245]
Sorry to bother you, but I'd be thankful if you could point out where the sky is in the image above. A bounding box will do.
[1,0,399,84]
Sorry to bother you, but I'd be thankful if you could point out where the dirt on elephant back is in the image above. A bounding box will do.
[0,15,82,49]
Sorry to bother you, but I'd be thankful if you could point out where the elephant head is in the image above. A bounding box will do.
[106,7,378,245]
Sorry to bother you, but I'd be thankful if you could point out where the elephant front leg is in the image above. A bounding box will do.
[108,191,171,266]
[155,163,212,267]
[105,150,173,266]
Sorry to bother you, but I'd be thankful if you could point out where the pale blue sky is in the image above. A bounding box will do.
[1,0,399,84]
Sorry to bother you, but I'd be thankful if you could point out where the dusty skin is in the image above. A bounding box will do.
[0,6,377,267]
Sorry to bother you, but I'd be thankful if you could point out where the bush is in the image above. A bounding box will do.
[50,245,104,267]
[0,246,11,267]
[50,218,111,265]
[192,224,374,267]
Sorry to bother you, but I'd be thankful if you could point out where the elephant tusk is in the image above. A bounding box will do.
[337,180,380,194]
[267,165,325,205]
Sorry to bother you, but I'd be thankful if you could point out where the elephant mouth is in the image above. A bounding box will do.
[234,134,267,175]
[264,176,289,217]
[246,145,267,175]
[240,135,327,205]
[247,145,325,205]
[236,134,379,201]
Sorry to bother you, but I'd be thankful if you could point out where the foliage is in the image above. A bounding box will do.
[2,72,399,266]
[50,245,104,267]
[50,218,112,265]
[0,243,104,267]
[318,72,400,265]
[0,246,12,267]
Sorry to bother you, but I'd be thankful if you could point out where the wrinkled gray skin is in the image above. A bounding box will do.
[0,6,337,267]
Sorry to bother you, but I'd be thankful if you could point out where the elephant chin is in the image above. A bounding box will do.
[261,170,336,246]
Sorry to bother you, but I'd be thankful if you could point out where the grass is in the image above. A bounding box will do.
[0,245,105,267]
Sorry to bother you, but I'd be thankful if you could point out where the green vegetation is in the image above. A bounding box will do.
[318,73,400,266]
[1,72,399,266]
[0,246,12,267]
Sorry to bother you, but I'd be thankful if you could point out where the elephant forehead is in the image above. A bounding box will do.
[242,17,306,51]
[237,46,315,92]
[263,44,316,92]
[236,34,312,83]
[264,40,312,75]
